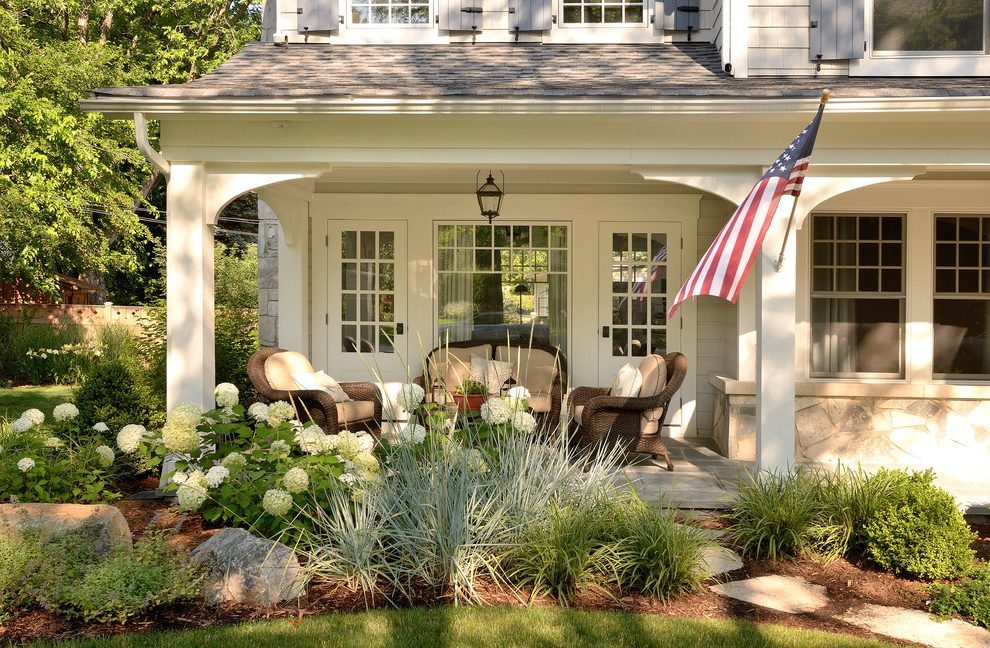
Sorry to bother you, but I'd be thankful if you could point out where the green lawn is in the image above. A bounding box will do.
[0,385,76,421]
[28,607,894,648]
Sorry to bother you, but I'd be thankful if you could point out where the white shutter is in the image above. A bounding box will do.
[810,0,865,60]
[440,0,484,31]
[512,0,552,32]
[661,0,700,31]
[296,0,339,32]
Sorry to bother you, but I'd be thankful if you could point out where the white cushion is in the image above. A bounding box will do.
[292,371,351,403]
[336,400,375,424]
[609,363,643,398]
[469,353,513,395]
[470,353,489,384]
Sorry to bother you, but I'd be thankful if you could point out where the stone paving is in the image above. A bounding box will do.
[710,576,830,614]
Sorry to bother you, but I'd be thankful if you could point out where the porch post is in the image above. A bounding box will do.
[755,200,797,472]
[257,190,310,355]
[166,162,216,411]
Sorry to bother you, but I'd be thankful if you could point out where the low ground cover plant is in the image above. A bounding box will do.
[929,562,990,628]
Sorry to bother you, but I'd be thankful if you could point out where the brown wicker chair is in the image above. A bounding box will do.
[413,338,568,429]
[247,347,382,434]
[568,352,687,471]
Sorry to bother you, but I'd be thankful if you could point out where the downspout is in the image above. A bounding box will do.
[133,112,170,177]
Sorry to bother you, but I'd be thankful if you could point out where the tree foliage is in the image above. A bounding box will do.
[0,1,260,300]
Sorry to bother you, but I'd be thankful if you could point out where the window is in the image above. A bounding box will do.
[933,215,990,378]
[340,230,396,353]
[436,224,568,352]
[351,0,429,24]
[561,0,644,24]
[810,214,905,377]
[873,0,986,53]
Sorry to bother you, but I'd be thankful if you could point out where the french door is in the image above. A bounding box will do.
[326,221,407,381]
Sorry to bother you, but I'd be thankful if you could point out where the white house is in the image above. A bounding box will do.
[83,0,990,479]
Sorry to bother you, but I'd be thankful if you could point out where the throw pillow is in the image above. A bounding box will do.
[609,363,643,398]
[292,371,351,403]
[485,359,513,396]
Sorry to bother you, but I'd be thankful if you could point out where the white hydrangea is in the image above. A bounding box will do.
[176,470,208,511]
[339,472,357,486]
[169,402,203,428]
[44,436,64,449]
[296,425,327,455]
[220,452,247,472]
[21,409,44,426]
[467,449,489,474]
[53,403,79,421]
[480,398,512,425]
[17,457,35,472]
[266,401,295,427]
[205,465,230,488]
[11,418,32,434]
[397,423,427,445]
[270,439,291,459]
[116,425,146,454]
[283,467,309,494]
[170,470,189,484]
[248,402,269,422]
[511,410,537,434]
[95,445,115,468]
[161,419,201,454]
[348,451,381,483]
[507,386,531,410]
[394,383,425,412]
[262,488,293,516]
[214,383,239,408]
[333,430,364,461]
[92,422,110,433]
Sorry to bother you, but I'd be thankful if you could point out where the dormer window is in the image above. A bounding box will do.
[561,0,645,24]
[351,0,430,24]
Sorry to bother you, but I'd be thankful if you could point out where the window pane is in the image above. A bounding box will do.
[811,298,903,375]
[934,299,990,375]
[874,0,983,51]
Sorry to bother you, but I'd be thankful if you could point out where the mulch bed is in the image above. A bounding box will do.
[3,490,988,645]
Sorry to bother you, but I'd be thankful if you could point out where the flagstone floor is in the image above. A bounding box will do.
[615,437,754,509]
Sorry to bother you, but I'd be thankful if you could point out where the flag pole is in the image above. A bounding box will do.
[774,89,830,272]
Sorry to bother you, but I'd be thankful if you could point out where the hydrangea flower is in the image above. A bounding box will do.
[357,431,374,453]
[348,451,382,484]
[92,422,110,433]
[507,386,531,410]
[270,439,291,459]
[339,472,357,486]
[116,425,146,454]
[511,410,537,434]
[44,436,64,449]
[53,403,79,421]
[161,418,201,454]
[16,458,35,472]
[214,383,239,409]
[266,401,295,427]
[205,465,230,488]
[95,445,115,468]
[170,470,189,484]
[283,467,309,494]
[467,449,489,474]
[21,409,44,426]
[394,383,425,412]
[333,431,364,461]
[11,418,32,434]
[169,402,203,428]
[296,425,327,455]
[262,488,293,516]
[397,423,427,445]
[480,398,512,425]
[220,452,247,472]
[248,402,269,422]
[176,470,208,511]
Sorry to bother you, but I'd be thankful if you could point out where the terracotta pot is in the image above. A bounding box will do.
[452,392,485,414]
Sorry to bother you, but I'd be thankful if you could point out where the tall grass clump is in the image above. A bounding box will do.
[0,312,88,385]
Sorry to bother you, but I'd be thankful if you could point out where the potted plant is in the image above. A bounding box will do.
[451,376,486,414]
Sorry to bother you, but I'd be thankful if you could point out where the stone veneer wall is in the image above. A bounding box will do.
[713,390,990,472]
[257,200,279,347]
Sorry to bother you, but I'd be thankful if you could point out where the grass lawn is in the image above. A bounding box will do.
[28,607,894,648]
[0,385,76,421]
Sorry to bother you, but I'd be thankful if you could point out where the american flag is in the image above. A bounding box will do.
[667,102,826,319]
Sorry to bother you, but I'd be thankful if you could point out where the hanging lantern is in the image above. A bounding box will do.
[475,170,504,223]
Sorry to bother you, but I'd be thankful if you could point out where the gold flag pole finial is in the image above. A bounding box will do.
[820,89,831,105]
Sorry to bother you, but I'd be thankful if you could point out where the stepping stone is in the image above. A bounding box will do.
[700,546,743,577]
[710,575,829,614]
[839,604,990,648]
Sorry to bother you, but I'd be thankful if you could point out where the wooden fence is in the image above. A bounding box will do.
[0,303,150,335]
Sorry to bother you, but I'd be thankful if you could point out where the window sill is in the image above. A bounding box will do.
[850,54,990,77]
[709,373,990,400]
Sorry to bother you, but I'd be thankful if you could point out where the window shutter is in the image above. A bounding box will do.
[440,0,484,31]
[661,0,700,31]
[809,0,865,60]
[512,0,552,32]
[296,0,339,32]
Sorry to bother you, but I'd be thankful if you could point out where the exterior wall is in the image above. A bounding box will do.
[747,0,848,76]
[258,199,280,347]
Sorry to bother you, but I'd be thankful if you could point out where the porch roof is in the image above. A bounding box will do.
[89,43,990,101]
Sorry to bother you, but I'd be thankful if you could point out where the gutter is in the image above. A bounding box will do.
[133,112,170,177]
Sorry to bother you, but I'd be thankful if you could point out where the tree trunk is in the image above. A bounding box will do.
[77,2,90,43]
[98,11,113,44]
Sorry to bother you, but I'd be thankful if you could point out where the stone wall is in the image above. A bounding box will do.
[257,200,279,347]
[714,389,990,474]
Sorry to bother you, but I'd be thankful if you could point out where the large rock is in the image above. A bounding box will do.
[0,503,132,556]
[710,575,830,614]
[191,528,305,606]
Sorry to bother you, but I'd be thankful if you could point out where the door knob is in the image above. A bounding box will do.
[602,326,609,338]
[396,323,404,335]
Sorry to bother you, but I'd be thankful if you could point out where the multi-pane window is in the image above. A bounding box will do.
[340,230,396,353]
[561,0,644,24]
[351,0,429,24]
[609,232,669,358]
[873,0,985,52]
[437,224,568,352]
[933,215,990,377]
[810,214,905,377]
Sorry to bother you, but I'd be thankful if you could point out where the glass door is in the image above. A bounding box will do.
[327,221,407,380]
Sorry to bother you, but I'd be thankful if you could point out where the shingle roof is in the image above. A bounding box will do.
[91,42,990,99]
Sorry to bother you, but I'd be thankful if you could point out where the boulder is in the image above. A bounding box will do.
[190,528,305,606]
[0,503,132,556]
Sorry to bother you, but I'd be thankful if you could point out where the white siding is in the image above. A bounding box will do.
[747,0,849,76]
[711,0,723,54]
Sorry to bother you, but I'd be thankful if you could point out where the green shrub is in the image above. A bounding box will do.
[0,313,90,385]
[863,469,975,580]
[929,562,990,628]
[0,529,42,621]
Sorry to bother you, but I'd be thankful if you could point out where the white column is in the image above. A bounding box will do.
[258,192,310,355]
[736,274,756,381]
[755,199,797,472]
[166,163,216,411]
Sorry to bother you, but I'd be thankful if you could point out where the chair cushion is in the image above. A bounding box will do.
[292,370,351,403]
[336,400,375,424]
[573,404,584,423]
[265,351,315,392]
[528,394,551,413]
[610,363,643,397]
[495,346,558,395]
[638,355,668,434]
[429,344,492,391]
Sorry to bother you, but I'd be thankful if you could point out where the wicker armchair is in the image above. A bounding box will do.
[247,347,382,434]
[412,338,568,429]
[568,352,687,471]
